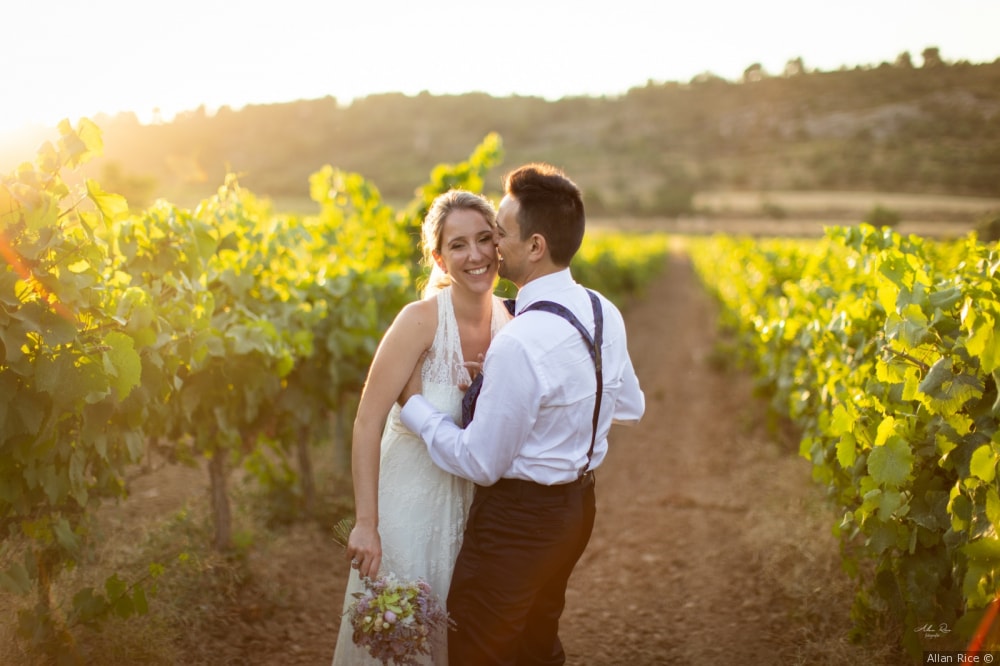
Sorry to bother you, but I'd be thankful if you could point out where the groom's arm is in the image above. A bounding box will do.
[395,345,499,481]
[612,353,644,425]
[400,334,535,486]
[397,398,497,485]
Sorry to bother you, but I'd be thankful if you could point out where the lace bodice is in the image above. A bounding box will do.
[387,287,509,428]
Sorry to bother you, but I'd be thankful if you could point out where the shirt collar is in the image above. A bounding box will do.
[512,268,575,316]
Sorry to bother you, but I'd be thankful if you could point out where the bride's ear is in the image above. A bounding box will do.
[431,250,447,273]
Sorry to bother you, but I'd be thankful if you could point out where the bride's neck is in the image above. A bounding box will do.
[451,289,492,325]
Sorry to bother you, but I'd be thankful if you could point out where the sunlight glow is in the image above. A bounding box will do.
[2,0,998,150]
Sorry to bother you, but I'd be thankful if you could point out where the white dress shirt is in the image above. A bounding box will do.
[400,268,645,486]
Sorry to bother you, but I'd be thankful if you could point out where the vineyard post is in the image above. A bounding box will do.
[296,423,316,515]
[207,449,233,551]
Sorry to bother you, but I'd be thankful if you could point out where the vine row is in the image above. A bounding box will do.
[689,225,1000,655]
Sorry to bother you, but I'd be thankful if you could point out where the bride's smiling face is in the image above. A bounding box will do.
[432,209,498,293]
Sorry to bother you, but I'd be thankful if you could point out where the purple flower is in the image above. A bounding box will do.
[345,573,451,665]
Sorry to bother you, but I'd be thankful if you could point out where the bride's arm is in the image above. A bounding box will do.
[346,298,437,579]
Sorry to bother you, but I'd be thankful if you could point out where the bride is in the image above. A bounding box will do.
[332,190,511,665]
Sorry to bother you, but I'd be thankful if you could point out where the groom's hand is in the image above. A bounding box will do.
[397,350,426,407]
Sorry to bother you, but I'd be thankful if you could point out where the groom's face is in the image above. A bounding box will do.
[495,195,526,285]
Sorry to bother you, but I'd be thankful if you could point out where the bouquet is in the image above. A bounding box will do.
[333,518,453,665]
[347,572,452,665]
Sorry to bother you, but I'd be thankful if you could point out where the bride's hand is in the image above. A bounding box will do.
[458,353,485,391]
[346,523,382,580]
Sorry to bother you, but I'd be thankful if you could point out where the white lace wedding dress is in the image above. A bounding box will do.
[332,287,509,665]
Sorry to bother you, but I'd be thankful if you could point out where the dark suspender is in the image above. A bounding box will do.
[461,291,604,478]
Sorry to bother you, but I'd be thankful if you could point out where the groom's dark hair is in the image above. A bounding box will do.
[503,163,585,267]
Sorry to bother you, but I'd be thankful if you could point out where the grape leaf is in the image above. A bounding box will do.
[868,436,914,487]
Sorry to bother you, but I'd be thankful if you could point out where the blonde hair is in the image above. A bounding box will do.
[420,190,497,297]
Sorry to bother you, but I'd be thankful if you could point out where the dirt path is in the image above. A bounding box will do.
[1,249,881,665]
[559,249,769,663]
[560,249,813,664]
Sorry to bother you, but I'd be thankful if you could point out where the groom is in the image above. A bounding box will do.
[399,162,645,665]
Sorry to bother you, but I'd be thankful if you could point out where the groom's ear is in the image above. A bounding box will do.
[527,233,547,261]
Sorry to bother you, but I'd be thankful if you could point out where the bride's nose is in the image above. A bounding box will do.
[470,242,487,262]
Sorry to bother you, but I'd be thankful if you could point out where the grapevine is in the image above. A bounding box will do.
[690,224,1000,655]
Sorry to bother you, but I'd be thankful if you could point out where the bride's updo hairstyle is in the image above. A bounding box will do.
[420,190,497,298]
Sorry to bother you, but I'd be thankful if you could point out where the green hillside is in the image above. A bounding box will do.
[6,51,1000,219]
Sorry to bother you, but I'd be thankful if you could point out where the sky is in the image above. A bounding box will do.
[2,0,999,141]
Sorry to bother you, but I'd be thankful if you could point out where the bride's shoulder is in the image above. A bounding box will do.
[393,296,439,342]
